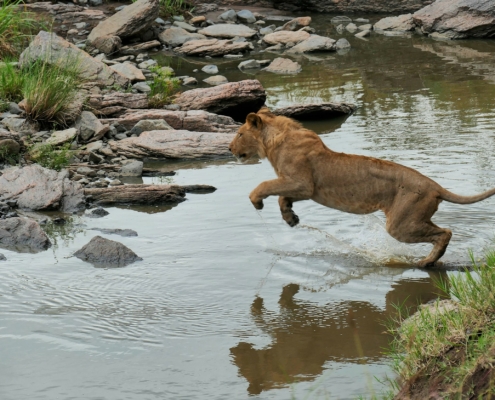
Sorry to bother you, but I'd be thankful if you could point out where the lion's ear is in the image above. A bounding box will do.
[258,106,271,114]
[246,113,262,130]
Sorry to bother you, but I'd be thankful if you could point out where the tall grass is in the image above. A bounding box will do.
[159,0,188,17]
[148,65,180,108]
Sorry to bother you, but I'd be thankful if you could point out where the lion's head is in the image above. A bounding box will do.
[229,112,265,162]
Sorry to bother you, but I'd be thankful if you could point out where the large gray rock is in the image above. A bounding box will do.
[237,10,256,24]
[287,34,336,53]
[74,236,142,267]
[263,30,310,45]
[0,217,51,253]
[218,9,237,22]
[175,39,251,57]
[264,58,302,74]
[88,0,159,48]
[413,0,495,39]
[158,27,206,47]
[109,130,234,159]
[198,24,257,39]
[174,80,266,121]
[0,165,85,212]
[100,109,240,132]
[75,111,109,142]
[374,14,416,32]
[19,31,129,88]
[119,160,143,176]
[272,102,356,120]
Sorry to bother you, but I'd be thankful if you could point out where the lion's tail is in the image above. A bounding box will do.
[440,187,495,204]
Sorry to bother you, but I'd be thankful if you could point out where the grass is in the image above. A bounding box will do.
[147,65,180,108]
[384,251,495,398]
[0,0,44,58]
[0,57,83,126]
[0,143,19,165]
[28,143,73,171]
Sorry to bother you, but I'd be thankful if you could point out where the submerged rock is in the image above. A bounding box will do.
[264,58,302,74]
[86,207,109,218]
[74,235,142,267]
[272,102,356,120]
[0,253,5,261]
[0,217,51,253]
[90,228,138,237]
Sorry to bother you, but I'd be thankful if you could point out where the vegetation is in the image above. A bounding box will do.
[0,0,44,58]
[385,252,495,399]
[0,57,83,126]
[159,0,188,17]
[147,65,180,108]
[28,143,73,171]
[0,143,19,165]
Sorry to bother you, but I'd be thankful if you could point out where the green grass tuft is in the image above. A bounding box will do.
[28,142,73,171]
[147,65,180,108]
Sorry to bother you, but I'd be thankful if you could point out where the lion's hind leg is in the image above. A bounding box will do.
[279,196,300,227]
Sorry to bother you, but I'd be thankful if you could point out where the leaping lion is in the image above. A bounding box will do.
[229,108,495,267]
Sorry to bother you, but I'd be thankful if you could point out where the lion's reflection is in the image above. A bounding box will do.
[230,272,447,395]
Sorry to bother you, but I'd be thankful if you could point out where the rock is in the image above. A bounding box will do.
[238,59,260,70]
[346,23,358,32]
[0,217,51,253]
[265,43,284,52]
[263,30,310,45]
[131,119,173,135]
[413,0,495,39]
[272,102,356,120]
[91,36,122,54]
[100,109,240,132]
[358,24,373,31]
[202,64,219,74]
[87,0,159,47]
[133,82,151,93]
[204,75,228,85]
[287,34,336,53]
[90,228,138,237]
[119,160,143,176]
[355,30,370,38]
[74,235,142,267]
[86,207,109,218]
[77,166,97,177]
[119,40,161,55]
[183,77,198,85]
[374,14,416,32]
[237,10,256,24]
[75,111,109,142]
[218,9,237,22]
[158,27,206,47]
[110,63,146,82]
[87,92,148,114]
[0,139,20,158]
[89,152,105,164]
[138,59,157,69]
[173,21,197,33]
[2,117,39,137]
[264,57,301,74]
[198,24,257,39]
[282,16,312,31]
[8,103,22,115]
[174,80,266,121]
[110,130,234,159]
[335,38,351,50]
[266,0,431,13]
[176,38,251,57]
[46,128,78,146]
[0,165,84,212]
[109,179,123,186]
[190,16,206,25]
[86,141,103,153]
[19,31,129,88]
[0,253,5,261]
[259,27,274,35]
[85,184,187,204]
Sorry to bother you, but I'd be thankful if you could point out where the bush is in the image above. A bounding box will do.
[28,143,73,171]
[148,65,180,108]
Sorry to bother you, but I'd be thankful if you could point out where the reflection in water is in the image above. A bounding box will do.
[231,272,447,395]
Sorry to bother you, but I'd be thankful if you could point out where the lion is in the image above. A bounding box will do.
[229,108,495,267]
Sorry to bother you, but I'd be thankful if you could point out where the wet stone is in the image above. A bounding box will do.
[74,235,142,267]
[86,207,109,218]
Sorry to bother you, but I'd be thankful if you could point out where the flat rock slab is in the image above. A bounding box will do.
[0,165,85,212]
[272,102,356,120]
[263,31,310,45]
[84,184,186,204]
[158,27,206,47]
[88,0,159,43]
[110,130,234,159]
[287,34,336,53]
[74,235,142,267]
[87,92,149,114]
[413,0,495,39]
[20,32,129,88]
[375,14,416,32]
[0,217,51,253]
[174,80,266,121]
[100,109,240,132]
[198,24,257,38]
[176,39,251,57]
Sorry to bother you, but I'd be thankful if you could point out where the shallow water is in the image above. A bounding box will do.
[3,13,495,399]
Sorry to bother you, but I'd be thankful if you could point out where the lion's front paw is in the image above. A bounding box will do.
[249,193,264,210]
[282,211,299,227]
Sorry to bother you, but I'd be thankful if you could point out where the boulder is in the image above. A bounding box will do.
[263,30,310,45]
[46,128,78,146]
[0,217,51,253]
[74,236,142,267]
[264,58,302,74]
[87,0,159,48]
[84,184,188,204]
[158,27,206,47]
[109,130,234,159]
[413,0,495,39]
[237,10,256,24]
[174,80,266,121]
[198,24,257,39]
[110,63,146,82]
[175,38,251,57]
[204,75,228,85]
[218,9,237,22]
[19,31,129,88]
[272,102,356,120]
[100,109,240,132]
[282,16,312,31]
[0,165,85,212]
[374,14,416,32]
[75,111,109,142]
[287,34,336,53]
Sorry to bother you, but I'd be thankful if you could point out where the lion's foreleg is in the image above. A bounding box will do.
[279,196,300,227]
[249,178,312,212]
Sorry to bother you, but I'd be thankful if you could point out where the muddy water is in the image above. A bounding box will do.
[3,15,495,400]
